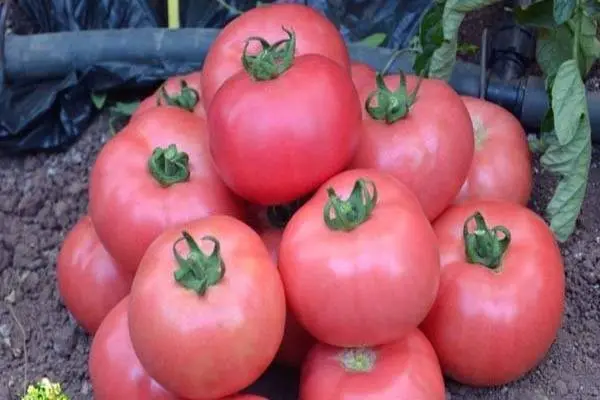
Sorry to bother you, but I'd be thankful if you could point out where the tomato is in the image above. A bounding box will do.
[420,201,565,386]
[56,215,132,334]
[128,215,286,399]
[89,296,183,400]
[279,169,440,347]
[208,29,361,206]
[453,96,532,206]
[201,3,350,109]
[299,329,445,400]
[253,221,315,368]
[220,396,267,400]
[350,62,376,94]
[349,65,474,220]
[133,71,205,119]
[89,107,245,273]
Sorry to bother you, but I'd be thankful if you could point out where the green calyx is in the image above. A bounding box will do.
[323,178,378,232]
[463,211,511,270]
[365,71,422,124]
[173,232,225,295]
[241,26,296,81]
[157,80,199,112]
[148,144,190,187]
[266,196,309,229]
[339,347,377,373]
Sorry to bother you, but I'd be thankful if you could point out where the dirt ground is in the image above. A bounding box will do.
[1,5,600,400]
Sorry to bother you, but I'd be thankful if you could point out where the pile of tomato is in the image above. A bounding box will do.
[55,3,567,399]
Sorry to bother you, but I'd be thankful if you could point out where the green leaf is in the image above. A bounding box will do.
[357,33,387,48]
[536,25,574,79]
[428,0,502,80]
[515,0,557,28]
[584,0,600,17]
[569,14,600,75]
[413,0,445,76]
[457,42,479,55]
[540,59,592,242]
[554,0,577,24]
[110,101,140,117]
[91,92,107,109]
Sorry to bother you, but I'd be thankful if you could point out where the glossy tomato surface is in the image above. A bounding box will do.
[208,53,361,206]
[128,215,286,399]
[221,395,268,400]
[254,224,315,368]
[57,215,132,334]
[453,96,532,205]
[279,169,440,347]
[89,297,183,400]
[300,329,445,400]
[420,200,565,386]
[89,107,245,273]
[350,65,474,220]
[133,71,205,119]
[201,3,350,108]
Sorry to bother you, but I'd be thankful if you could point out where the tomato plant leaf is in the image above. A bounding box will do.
[569,13,600,75]
[536,25,574,79]
[357,33,387,48]
[554,0,577,24]
[91,92,107,110]
[515,0,557,28]
[584,0,600,17]
[427,0,501,80]
[540,59,592,241]
[413,0,445,76]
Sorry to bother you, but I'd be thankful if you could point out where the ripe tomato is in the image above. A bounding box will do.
[252,219,315,368]
[453,96,532,205]
[350,65,474,220]
[208,30,361,206]
[128,215,286,399]
[57,215,132,334]
[420,201,565,386]
[133,71,205,119]
[221,396,267,400]
[89,107,245,273]
[89,296,182,400]
[299,329,445,400]
[350,62,376,94]
[201,3,350,109]
[279,169,440,347]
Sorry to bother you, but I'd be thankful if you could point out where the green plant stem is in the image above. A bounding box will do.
[148,144,190,187]
[173,232,225,295]
[323,179,377,231]
[463,211,511,270]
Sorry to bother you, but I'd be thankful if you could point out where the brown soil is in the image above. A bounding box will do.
[1,6,600,400]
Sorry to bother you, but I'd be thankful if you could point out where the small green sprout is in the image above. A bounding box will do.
[21,378,69,400]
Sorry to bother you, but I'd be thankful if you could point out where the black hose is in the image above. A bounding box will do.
[2,27,600,142]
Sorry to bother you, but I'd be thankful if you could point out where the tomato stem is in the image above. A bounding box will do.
[463,211,511,270]
[323,178,377,231]
[241,27,296,81]
[172,232,225,295]
[266,196,309,229]
[148,144,190,187]
[365,71,422,124]
[157,80,199,112]
[339,347,377,373]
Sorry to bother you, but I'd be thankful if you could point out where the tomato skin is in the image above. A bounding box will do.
[255,225,315,368]
[56,215,133,334]
[420,200,565,386]
[201,3,350,109]
[133,71,205,119]
[128,215,286,400]
[350,65,474,221]
[453,96,532,205]
[89,107,245,273]
[208,54,361,206]
[221,396,267,400]
[350,62,376,94]
[299,329,445,400]
[279,169,440,347]
[89,296,183,400]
